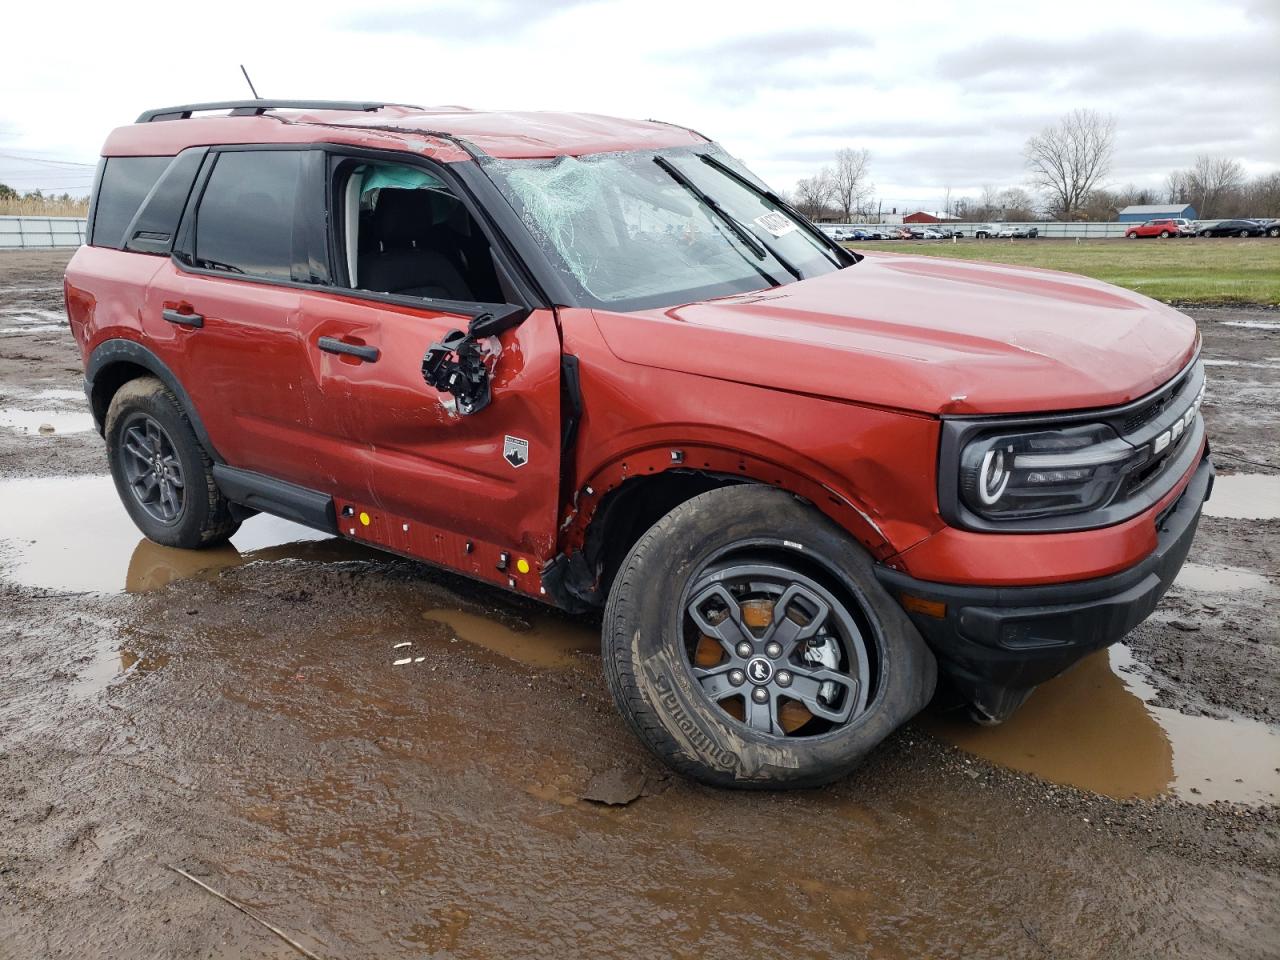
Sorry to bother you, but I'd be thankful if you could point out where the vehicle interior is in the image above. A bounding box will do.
[339,162,505,303]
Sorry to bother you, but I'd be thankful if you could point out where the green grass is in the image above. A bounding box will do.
[847,238,1280,306]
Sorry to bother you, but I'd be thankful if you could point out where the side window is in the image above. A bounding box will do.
[333,159,504,303]
[193,150,303,280]
[91,156,172,249]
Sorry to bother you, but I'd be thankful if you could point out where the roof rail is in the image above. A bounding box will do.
[135,100,422,123]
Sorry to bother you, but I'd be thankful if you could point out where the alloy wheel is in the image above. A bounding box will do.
[682,561,872,737]
[119,413,186,524]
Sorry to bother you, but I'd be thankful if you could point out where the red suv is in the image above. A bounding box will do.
[1125,218,1191,238]
[65,100,1212,788]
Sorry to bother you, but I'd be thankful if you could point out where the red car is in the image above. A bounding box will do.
[65,100,1212,788]
[1125,218,1192,238]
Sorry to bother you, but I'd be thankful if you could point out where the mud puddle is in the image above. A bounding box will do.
[0,307,66,335]
[926,644,1280,804]
[1174,561,1276,593]
[73,633,171,700]
[0,474,362,593]
[0,406,95,435]
[1204,473,1280,520]
[420,607,599,668]
[1221,318,1280,330]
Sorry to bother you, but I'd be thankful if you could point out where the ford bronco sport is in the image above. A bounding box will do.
[65,100,1212,788]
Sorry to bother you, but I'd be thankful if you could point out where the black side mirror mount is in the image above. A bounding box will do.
[420,305,528,416]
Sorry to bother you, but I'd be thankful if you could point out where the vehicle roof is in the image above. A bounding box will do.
[101,104,708,161]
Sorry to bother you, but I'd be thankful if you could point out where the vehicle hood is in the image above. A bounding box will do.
[591,253,1199,415]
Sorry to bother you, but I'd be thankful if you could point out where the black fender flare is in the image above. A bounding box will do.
[84,338,222,463]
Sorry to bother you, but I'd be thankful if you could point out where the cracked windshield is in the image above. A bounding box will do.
[489,148,844,308]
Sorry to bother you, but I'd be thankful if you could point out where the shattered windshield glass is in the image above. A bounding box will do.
[486,146,842,310]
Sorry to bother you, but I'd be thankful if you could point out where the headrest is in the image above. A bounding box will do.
[370,188,436,247]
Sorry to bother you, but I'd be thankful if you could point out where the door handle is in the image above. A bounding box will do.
[317,336,379,363]
[162,308,203,328]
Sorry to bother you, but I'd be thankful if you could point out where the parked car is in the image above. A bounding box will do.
[66,98,1212,789]
[1258,219,1280,238]
[1125,218,1188,239]
[904,226,937,240]
[996,224,1037,238]
[1199,219,1267,237]
[974,224,999,239]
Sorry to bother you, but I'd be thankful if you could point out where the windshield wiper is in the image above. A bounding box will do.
[653,155,802,283]
[699,153,854,269]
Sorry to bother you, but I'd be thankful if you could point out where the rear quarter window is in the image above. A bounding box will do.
[192,150,303,280]
[91,156,172,249]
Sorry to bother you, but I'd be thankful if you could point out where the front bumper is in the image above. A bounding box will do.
[875,453,1214,721]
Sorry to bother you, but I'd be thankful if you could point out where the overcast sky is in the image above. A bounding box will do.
[2,0,1276,211]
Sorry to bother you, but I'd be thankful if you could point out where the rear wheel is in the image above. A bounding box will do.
[1239,229,1250,238]
[1268,225,1280,238]
[602,486,936,788]
[1159,230,1170,238]
[105,377,240,549]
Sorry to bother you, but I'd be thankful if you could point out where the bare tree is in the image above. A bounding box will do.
[1243,171,1280,219]
[1024,109,1116,220]
[830,148,871,222]
[1185,155,1245,219]
[794,166,836,220]
[998,187,1037,221]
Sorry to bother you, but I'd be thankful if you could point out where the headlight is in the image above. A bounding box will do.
[959,423,1133,519]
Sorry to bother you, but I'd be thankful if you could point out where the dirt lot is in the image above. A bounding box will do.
[1,250,1277,960]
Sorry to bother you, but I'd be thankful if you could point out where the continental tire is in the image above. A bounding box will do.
[105,376,240,549]
[602,485,936,789]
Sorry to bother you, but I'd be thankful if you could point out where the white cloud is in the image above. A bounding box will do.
[0,0,1275,207]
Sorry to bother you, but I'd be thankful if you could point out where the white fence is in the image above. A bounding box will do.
[828,221,1137,239]
[0,216,87,250]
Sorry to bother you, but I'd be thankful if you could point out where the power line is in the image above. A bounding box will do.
[0,152,96,168]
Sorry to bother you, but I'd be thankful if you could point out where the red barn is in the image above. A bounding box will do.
[902,210,960,224]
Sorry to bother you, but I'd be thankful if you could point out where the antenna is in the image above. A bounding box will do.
[239,65,261,100]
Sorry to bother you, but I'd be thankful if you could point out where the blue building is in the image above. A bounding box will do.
[1118,203,1198,222]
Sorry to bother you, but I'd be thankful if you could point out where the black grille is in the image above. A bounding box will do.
[1120,424,1193,498]
[1122,370,1188,434]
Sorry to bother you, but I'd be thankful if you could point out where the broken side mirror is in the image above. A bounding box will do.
[420,305,527,417]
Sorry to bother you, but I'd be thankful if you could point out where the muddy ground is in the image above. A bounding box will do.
[1,250,1277,959]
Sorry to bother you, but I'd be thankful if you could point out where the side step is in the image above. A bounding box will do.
[211,465,337,534]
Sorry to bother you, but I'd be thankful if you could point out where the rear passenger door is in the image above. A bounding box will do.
[154,147,322,487]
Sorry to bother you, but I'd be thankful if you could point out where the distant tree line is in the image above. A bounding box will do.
[787,109,1280,223]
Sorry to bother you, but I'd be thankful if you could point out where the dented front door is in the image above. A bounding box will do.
[293,288,563,560]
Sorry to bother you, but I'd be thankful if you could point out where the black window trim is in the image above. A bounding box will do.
[120,146,209,256]
[169,142,547,322]
[86,158,106,246]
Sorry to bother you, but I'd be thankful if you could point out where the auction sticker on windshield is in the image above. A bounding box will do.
[754,212,798,237]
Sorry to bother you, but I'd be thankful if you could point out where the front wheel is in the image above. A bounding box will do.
[1239,229,1250,238]
[601,486,936,788]
[1126,232,1137,239]
[106,376,240,549]
[1269,226,1280,238]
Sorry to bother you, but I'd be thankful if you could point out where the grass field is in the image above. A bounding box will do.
[848,238,1280,305]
